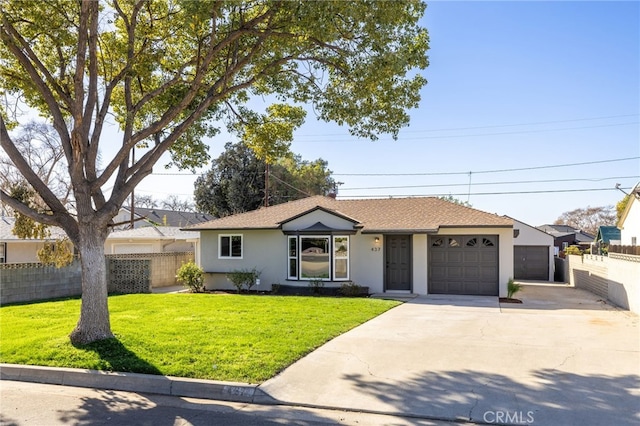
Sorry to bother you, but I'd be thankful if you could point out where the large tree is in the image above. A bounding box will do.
[194,141,335,217]
[0,0,428,344]
[554,205,616,236]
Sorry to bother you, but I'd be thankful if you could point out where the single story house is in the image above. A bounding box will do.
[536,224,595,255]
[105,226,199,254]
[0,216,70,263]
[112,207,214,230]
[186,196,514,297]
[618,183,640,247]
[509,217,554,281]
[591,226,621,255]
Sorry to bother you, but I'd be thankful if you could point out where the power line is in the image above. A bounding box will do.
[334,156,640,176]
[339,175,640,191]
[340,187,631,198]
[293,114,640,138]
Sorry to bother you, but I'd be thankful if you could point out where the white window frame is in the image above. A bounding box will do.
[332,236,350,281]
[0,242,5,263]
[288,235,350,281]
[287,236,298,279]
[218,234,243,259]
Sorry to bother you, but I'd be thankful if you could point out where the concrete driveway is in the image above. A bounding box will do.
[258,284,639,425]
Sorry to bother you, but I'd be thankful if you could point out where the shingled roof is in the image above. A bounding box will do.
[185,196,512,233]
[124,207,214,228]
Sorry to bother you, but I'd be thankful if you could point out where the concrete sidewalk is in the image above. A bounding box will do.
[2,284,638,425]
[259,284,640,425]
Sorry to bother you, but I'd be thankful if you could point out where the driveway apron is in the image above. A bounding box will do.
[258,284,640,425]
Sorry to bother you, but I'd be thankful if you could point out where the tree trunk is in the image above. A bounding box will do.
[69,223,113,345]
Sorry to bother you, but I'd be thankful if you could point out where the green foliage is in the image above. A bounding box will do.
[37,240,74,268]
[0,294,399,383]
[439,195,472,207]
[308,278,325,295]
[227,268,261,293]
[194,142,337,217]
[564,245,583,256]
[616,195,630,221]
[507,278,523,299]
[338,281,366,297]
[0,0,428,344]
[176,262,205,293]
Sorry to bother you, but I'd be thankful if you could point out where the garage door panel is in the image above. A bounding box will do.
[463,251,479,262]
[429,235,499,296]
[514,246,548,280]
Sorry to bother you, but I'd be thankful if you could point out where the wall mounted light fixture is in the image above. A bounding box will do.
[374,237,380,243]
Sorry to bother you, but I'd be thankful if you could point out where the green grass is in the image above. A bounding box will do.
[0,294,399,383]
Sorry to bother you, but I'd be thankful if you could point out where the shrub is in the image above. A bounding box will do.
[308,278,325,295]
[338,281,364,297]
[227,268,261,293]
[176,262,205,293]
[507,278,522,299]
[271,283,281,294]
[564,245,583,256]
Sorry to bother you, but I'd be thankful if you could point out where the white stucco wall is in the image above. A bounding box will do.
[512,219,555,281]
[105,240,163,254]
[5,241,44,263]
[200,229,286,290]
[620,198,640,245]
[350,233,384,293]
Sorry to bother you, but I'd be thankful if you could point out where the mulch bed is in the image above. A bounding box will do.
[499,297,523,304]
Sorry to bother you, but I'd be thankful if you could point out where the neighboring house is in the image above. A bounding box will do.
[592,226,621,254]
[536,224,595,255]
[0,216,68,263]
[186,196,514,297]
[112,207,214,229]
[509,218,554,281]
[618,183,640,246]
[105,226,199,254]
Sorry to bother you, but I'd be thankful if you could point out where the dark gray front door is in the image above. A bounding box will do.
[514,246,548,280]
[385,235,412,291]
[428,235,498,296]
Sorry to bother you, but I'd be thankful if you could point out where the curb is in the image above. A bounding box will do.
[0,363,277,404]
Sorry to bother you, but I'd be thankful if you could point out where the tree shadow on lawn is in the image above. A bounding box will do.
[74,338,162,376]
[342,368,639,425]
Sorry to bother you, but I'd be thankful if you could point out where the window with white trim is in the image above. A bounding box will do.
[219,234,243,259]
[0,242,5,263]
[288,235,349,281]
[288,236,298,279]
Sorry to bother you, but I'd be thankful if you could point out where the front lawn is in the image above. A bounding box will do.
[0,294,399,383]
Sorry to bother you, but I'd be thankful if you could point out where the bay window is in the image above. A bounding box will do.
[288,235,349,281]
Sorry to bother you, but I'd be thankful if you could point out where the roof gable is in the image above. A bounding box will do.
[618,183,640,228]
[595,226,621,243]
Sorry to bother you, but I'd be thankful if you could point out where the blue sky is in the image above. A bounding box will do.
[135,1,640,227]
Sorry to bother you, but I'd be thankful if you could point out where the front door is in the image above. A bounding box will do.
[385,235,412,291]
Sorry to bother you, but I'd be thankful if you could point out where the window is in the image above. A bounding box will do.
[300,236,330,279]
[219,234,242,259]
[466,238,478,247]
[0,242,5,263]
[289,235,349,281]
[333,236,349,280]
[288,236,298,279]
[448,238,460,247]
[482,237,495,247]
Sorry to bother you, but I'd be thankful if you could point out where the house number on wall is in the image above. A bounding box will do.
[371,247,381,252]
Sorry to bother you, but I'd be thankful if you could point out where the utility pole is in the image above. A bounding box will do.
[264,162,269,207]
